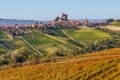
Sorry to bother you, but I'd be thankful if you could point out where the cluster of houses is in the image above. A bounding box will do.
[0,13,110,36]
[35,13,108,28]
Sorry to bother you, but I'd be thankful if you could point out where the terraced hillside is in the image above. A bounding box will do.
[64,28,112,45]
[51,29,84,48]
[0,30,38,54]
[0,31,8,40]
[0,31,9,52]
[0,48,120,80]
[6,37,37,54]
[21,28,113,56]
[23,30,76,56]
[0,41,14,50]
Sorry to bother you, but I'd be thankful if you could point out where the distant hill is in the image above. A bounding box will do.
[0,48,120,80]
[0,18,36,26]
[78,19,105,23]
[0,18,105,26]
[0,18,49,26]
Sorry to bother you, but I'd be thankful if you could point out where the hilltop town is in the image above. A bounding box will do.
[0,13,113,36]
[29,13,110,28]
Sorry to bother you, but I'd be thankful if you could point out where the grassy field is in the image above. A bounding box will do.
[0,48,120,80]
[64,28,112,45]
[7,37,37,54]
[7,38,27,48]
[0,31,8,40]
[23,30,75,56]
[110,21,120,27]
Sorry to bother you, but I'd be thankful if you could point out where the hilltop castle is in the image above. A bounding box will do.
[30,13,108,29]
[54,12,68,22]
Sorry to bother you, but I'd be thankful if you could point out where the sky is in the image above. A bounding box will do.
[0,0,120,21]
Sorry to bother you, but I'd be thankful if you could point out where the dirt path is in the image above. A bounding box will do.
[21,37,44,57]
[61,29,84,47]
[99,26,120,31]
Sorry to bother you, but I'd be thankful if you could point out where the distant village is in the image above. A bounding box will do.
[0,13,116,36]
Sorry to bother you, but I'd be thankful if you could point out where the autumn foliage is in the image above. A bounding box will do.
[0,48,120,80]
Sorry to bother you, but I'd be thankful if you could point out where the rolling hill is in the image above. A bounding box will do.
[0,27,114,57]
[0,18,36,26]
[110,21,120,27]
[23,30,76,56]
[21,28,112,56]
[63,28,112,45]
[0,18,49,26]
[0,48,120,80]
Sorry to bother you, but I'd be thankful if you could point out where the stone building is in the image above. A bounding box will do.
[54,12,68,22]
[82,19,90,26]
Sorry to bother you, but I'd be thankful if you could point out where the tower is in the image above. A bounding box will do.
[61,12,68,20]
[83,19,90,26]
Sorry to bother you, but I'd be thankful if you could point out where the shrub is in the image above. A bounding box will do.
[15,56,25,66]
[0,59,10,65]
[54,51,65,56]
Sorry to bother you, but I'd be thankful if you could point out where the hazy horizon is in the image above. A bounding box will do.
[0,0,120,20]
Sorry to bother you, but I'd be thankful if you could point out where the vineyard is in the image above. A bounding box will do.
[0,41,14,50]
[0,28,113,57]
[0,48,120,80]
[23,30,75,56]
[6,37,37,54]
[0,31,8,40]
[63,28,112,45]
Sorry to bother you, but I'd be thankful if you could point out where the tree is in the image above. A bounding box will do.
[15,56,25,66]
[106,18,114,24]
[54,51,65,56]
